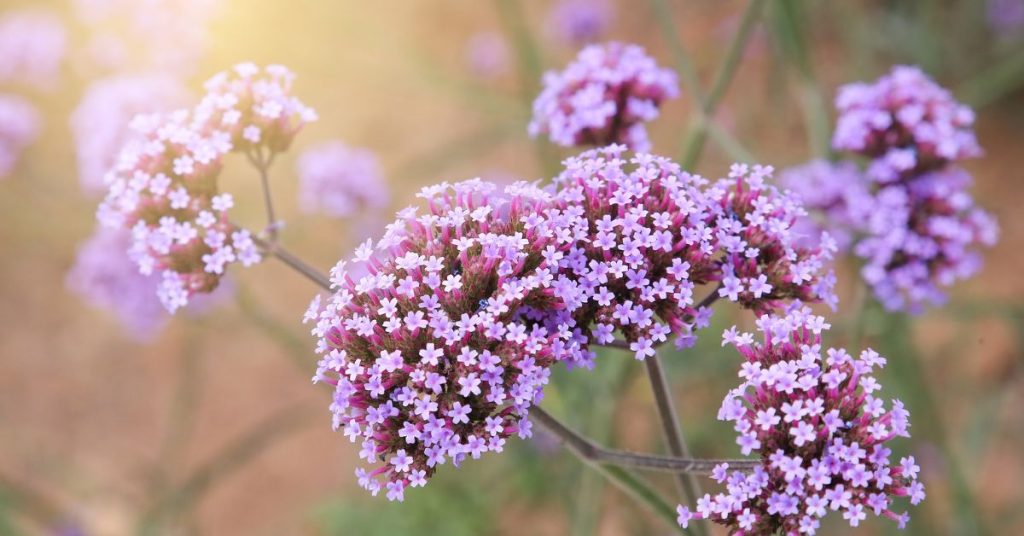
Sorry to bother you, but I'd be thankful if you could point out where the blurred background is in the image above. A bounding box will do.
[1,0,1022,534]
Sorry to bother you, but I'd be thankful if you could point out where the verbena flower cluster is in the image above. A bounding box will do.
[0,9,66,89]
[0,93,40,178]
[855,167,998,312]
[832,65,980,183]
[676,307,924,534]
[305,179,572,501]
[529,42,679,151]
[296,141,389,218]
[785,66,997,312]
[96,63,316,312]
[548,146,838,360]
[546,0,613,45]
[307,145,840,499]
[71,74,189,194]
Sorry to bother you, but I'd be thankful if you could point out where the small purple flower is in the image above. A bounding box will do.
[529,43,679,151]
[778,159,871,252]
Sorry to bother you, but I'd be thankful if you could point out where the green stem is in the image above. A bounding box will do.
[768,0,831,158]
[648,0,705,105]
[494,0,559,176]
[679,0,766,168]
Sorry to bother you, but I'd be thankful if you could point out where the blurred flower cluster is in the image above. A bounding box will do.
[786,66,998,313]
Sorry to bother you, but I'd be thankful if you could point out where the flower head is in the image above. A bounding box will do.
[306,179,589,498]
[547,147,837,358]
[855,167,998,312]
[681,307,923,534]
[96,63,314,312]
[546,0,613,45]
[296,141,388,218]
[529,42,679,151]
[833,65,980,182]
[195,62,317,154]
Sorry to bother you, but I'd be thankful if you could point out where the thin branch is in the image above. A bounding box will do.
[251,234,332,292]
[246,148,280,241]
[644,353,704,505]
[530,406,759,474]
[680,0,766,168]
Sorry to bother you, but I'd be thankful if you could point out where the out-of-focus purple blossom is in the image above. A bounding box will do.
[827,66,998,313]
[71,74,190,194]
[97,63,315,312]
[0,9,66,90]
[72,0,220,75]
[678,307,923,534]
[0,94,40,178]
[297,141,389,218]
[988,0,1024,38]
[463,32,509,79]
[833,66,980,182]
[67,227,168,340]
[529,42,679,151]
[546,0,613,46]
[306,179,576,500]
[855,168,998,313]
[778,159,872,252]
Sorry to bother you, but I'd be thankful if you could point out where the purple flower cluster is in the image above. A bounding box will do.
[307,146,840,498]
[0,9,66,89]
[676,307,923,534]
[305,179,575,501]
[778,159,871,252]
[0,93,39,178]
[71,74,190,194]
[549,147,837,359]
[296,141,389,218]
[529,42,679,151]
[546,0,613,46]
[833,65,979,183]
[819,66,998,312]
[855,167,998,311]
[97,63,315,312]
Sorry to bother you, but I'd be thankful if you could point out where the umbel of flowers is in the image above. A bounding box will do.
[529,42,679,151]
[547,146,837,359]
[307,145,841,498]
[676,307,924,534]
[785,65,998,313]
[96,63,316,312]
[305,179,591,501]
